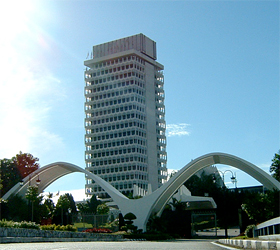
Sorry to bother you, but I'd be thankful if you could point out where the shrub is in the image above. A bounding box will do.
[0,219,40,229]
[64,224,77,232]
[40,224,77,232]
[83,228,112,233]
[0,219,14,228]
[40,224,56,231]
[17,221,40,229]
[245,224,255,238]
[124,212,136,221]
[54,225,65,231]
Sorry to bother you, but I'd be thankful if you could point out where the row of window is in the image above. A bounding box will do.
[87,164,147,173]
[89,130,146,141]
[85,108,145,126]
[87,62,144,77]
[87,155,147,166]
[102,173,147,182]
[90,147,147,158]
[88,172,147,182]
[85,70,144,83]
[86,138,146,150]
[89,181,148,192]
[86,96,145,107]
[86,78,145,91]
[88,110,145,122]
[85,98,145,112]
[86,87,145,101]
[85,112,146,126]
[85,80,144,95]
[87,91,145,104]
[86,55,145,70]
[85,121,145,134]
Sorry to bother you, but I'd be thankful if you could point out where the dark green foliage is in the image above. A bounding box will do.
[25,185,44,223]
[53,194,74,225]
[270,151,280,181]
[118,213,125,230]
[245,224,255,238]
[65,193,78,214]
[97,203,109,215]
[185,171,251,231]
[0,159,22,197]
[241,190,280,224]
[43,193,55,218]
[169,198,187,211]
[124,212,136,221]
[77,195,101,214]
[147,214,167,233]
[0,219,40,229]
[122,212,138,233]
[161,209,192,238]
[2,194,28,221]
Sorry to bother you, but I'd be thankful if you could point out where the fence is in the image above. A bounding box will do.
[72,213,110,230]
[254,216,280,240]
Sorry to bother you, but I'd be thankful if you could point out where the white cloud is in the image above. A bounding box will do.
[166,123,191,137]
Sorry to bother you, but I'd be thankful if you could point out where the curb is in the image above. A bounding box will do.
[219,239,280,249]
[0,237,125,243]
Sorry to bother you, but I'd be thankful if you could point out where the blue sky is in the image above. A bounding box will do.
[0,0,279,201]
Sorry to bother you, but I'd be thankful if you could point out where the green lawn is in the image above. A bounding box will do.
[73,222,93,228]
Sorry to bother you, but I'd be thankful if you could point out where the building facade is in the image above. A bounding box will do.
[84,34,167,198]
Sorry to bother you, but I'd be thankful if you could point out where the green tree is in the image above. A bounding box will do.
[169,198,186,211]
[65,193,77,214]
[241,190,280,224]
[96,203,109,215]
[25,185,44,223]
[43,192,55,219]
[0,158,21,197]
[270,151,280,181]
[53,194,71,225]
[0,152,40,198]
[2,194,28,221]
[123,212,138,232]
[77,195,101,214]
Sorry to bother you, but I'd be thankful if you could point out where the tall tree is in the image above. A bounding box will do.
[65,193,77,214]
[13,151,39,178]
[25,185,44,223]
[270,151,280,181]
[77,195,101,214]
[53,194,71,225]
[241,190,280,224]
[44,192,55,217]
[0,158,21,196]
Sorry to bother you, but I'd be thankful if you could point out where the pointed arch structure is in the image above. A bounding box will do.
[3,152,279,231]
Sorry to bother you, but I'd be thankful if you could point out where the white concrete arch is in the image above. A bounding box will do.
[123,152,280,230]
[150,152,280,215]
[2,162,128,203]
[3,153,279,231]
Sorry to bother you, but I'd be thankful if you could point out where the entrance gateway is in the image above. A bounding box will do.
[3,152,280,231]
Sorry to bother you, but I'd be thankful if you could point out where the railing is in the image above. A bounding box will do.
[254,217,280,239]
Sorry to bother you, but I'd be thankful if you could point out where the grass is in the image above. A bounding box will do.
[73,222,93,228]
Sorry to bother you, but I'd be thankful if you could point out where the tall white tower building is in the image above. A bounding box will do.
[84,34,167,198]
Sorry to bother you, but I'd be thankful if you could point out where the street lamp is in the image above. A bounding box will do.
[213,170,237,188]
[212,169,237,238]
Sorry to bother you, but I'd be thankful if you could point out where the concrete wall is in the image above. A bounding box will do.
[0,227,123,243]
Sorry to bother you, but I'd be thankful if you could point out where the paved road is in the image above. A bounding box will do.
[0,240,231,250]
